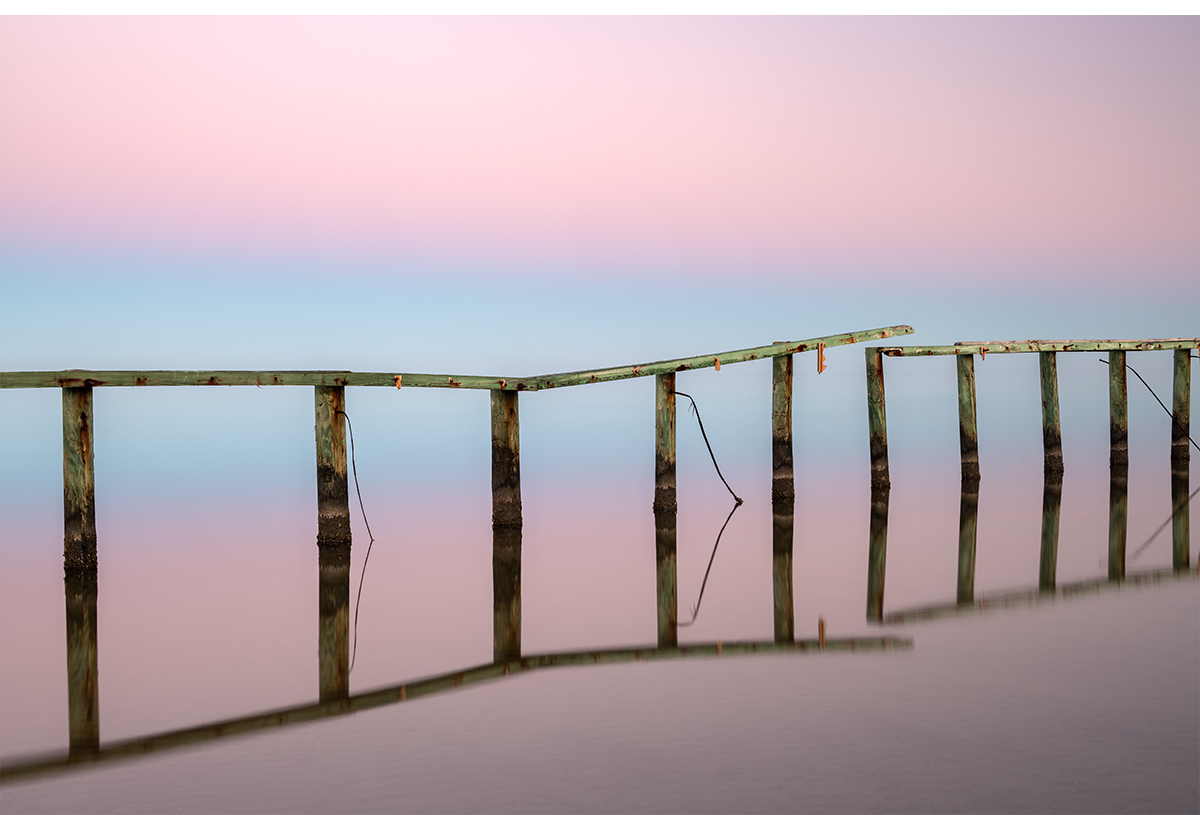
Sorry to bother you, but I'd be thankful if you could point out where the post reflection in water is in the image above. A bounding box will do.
[64,569,99,757]
[1108,465,1129,582]
[869,457,1196,625]
[956,484,979,606]
[772,510,794,643]
[865,486,889,623]
[1038,473,1063,591]
[1171,463,1190,571]
[317,551,350,702]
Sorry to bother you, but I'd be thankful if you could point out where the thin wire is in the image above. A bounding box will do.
[669,389,744,627]
[677,500,741,627]
[336,409,375,674]
[1131,484,1200,562]
[672,391,743,505]
[1100,357,1198,451]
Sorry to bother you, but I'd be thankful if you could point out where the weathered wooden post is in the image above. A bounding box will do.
[957,483,979,605]
[1109,350,1128,468]
[62,386,100,752]
[1039,351,1064,473]
[1172,349,1191,570]
[772,354,794,511]
[957,353,980,484]
[865,486,890,622]
[64,569,99,756]
[315,385,350,701]
[63,386,97,572]
[1108,469,1128,581]
[1038,473,1063,591]
[1173,349,1191,464]
[491,389,522,662]
[654,373,677,648]
[771,354,794,642]
[865,349,889,489]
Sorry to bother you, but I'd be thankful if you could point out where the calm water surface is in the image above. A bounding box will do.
[1,379,1197,813]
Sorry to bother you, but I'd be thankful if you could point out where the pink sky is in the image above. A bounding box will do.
[1,16,1196,280]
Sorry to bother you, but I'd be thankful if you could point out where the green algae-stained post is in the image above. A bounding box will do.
[654,373,678,647]
[1039,473,1063,590]
[1109,350,1128,468]
[1173,348,1190,464]
[772,354,794,511]
[957,353,980,484]
[62,386,97,571]
[957,484,979,605]
[865,349,889,489]
[866,486,890,622]
[654,374,677,514]
[1039,351,1064,474]
[314,386,350,549]
[491,390,522,662]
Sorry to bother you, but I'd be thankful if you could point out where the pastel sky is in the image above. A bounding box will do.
[1,17,1197,511]
[2,16,1197,282]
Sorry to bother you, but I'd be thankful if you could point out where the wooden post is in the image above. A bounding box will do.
[957,354,980,484]
[772,509,794,643]
[315,386,350,549]
[314,386,350,701]
[772,355,794,512]
[1172,349,1190,464]
[64,569,99,755]
[1109,350,1128,468]
[1172,464,1190,571]
[1039,351,1064,474]
[1039,473,1063,591]
[63,386,97,571]
[957,483,979,605]
[866,486,890,622]
[654,374,677,647]
[62,386,101,752]
[1108,468,1128,581]
[865,349,889,490]
[491,390,522,662]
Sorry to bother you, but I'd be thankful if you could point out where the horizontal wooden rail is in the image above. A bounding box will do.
[0,325,913,391]
[879,567,1198,626]
[0,635,911,784]
[879,338,1199,357]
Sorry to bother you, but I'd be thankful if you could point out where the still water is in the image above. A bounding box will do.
[1,380,1197,813]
